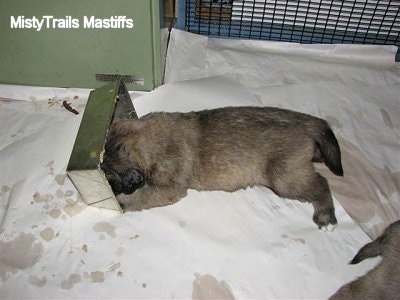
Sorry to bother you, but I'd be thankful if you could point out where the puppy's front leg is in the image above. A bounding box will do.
[116,185,188,212]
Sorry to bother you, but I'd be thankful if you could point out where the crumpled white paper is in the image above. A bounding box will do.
[165,29,399,88]
[1,29,399,299]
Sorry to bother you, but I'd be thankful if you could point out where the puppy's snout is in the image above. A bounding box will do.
[123,168,145,194]
[101,162,145,196]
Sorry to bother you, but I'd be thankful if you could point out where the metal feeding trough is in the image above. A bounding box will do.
[67,77,137,212]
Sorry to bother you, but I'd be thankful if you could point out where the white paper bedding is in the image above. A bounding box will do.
[0,29,399,299]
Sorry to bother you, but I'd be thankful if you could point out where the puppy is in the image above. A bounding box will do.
[101,106,343,229]
[329,220,400,299]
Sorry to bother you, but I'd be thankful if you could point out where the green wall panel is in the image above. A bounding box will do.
[0,0,163,90]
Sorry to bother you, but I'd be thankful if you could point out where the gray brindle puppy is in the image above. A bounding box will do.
[101,106,343,230]
[330,220,400,299]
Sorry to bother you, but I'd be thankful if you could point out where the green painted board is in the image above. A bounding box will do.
[67,78,137,212]
[0,0,163,91]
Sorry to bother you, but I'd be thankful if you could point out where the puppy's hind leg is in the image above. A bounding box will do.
[117,185,188,212]
[308,173,337,231]
[270,164,337,230]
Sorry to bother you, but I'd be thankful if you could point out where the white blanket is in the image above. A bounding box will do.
[0,29,399,299]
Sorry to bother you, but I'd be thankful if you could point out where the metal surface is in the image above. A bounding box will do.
[180,0,400,61]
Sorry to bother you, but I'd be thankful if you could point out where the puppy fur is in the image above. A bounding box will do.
[101,106,343,229]
[329,220,400,299]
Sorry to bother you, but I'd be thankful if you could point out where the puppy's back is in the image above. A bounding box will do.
[196,106,342,174]
[187,106,341,191]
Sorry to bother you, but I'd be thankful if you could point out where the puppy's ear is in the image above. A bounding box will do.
[349,232,386,264]
[104,139,120,155]
[110,120,139,136]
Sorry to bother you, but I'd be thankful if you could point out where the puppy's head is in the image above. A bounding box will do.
[101,122,145,195]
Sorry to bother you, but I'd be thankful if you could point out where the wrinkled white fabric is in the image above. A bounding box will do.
[0,29,399,299]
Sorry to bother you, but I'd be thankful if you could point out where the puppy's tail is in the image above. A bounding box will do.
[312,121,343,176]
[350,220,400,264]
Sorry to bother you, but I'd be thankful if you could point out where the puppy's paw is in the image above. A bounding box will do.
[313,209,337,232]
[320,223,337,232]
